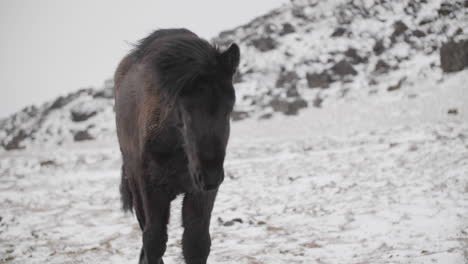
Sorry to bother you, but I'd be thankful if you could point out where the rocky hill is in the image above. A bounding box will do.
[215,0,468,118]
[1,0,467,151]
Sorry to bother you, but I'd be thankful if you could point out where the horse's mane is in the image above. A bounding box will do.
[133,28,196,60]
[133,29,221,97]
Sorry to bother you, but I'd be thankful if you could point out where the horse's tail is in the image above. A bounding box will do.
[120,164,133,213]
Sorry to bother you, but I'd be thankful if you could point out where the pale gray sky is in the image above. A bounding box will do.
[0,0,288,118]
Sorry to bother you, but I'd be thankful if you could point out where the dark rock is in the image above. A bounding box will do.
[454,28,464,36]
[231,111,249,121]
[48,89,92,112]
[49,96,73,110]
[233,72,243,84]
[270,97,308,115]
[344,48,367,64]
[339,88,350,98]
[369,78,379,86]
[276,70,301,97]
[387,78,405,92]
[419,18,433,26]
[392,21,408,39]
[226,171,236,180]
[331,27,347,37]
[438,2,456,16]
[71,109,97,122]
[269,98,290,114]
[334,4,356,24]
[374,59,391,74]
[259,113,273,120]
[279,23,296,36]
[40,160,56,167]
[20,105,39,119]
[286,87,300,98]
[223,218,243,227]
[313,95,323,108]
[250,37,277,52]
[73,130,94,141]
[291,8,307,20]
[387,84,400,92]
[306,72,332,88]
[289,98,308,114]
[331,60,357,76]
[3,130,28,150]
[409,144,418,152]
[448,108,458,115]
[264,24,277,34]
[373,39,385,55]
[412,29,426,38]
[223,221,234,226]
[404,0,423,16]
[440,39,468,73]
[275,71,299,89]
[93,88,113,99]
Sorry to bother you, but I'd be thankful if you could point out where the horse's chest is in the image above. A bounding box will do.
[145,127,190,192]
[147,126,182,156]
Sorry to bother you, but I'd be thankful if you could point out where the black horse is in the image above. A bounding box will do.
[113,28,240,264]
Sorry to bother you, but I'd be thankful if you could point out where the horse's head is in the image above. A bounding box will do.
[174,43,240,192]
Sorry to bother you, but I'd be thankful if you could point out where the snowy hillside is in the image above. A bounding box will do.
[1,0,467,150]
[1,1,468,264]
[0,79,115,151]
[213,0,468,117]
[1,70,467,263]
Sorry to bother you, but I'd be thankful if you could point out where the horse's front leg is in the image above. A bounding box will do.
[182,189,218,264]
[140,186,171,264]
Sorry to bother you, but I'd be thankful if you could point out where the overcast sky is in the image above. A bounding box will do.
[0,0,288,118]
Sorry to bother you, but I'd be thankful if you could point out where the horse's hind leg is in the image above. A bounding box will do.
[133,188,149,264]
[136,213,147,264]
[182,189,218,264]
[120,163,134,212]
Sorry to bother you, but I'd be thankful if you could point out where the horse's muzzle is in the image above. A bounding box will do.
[190,166,224,192]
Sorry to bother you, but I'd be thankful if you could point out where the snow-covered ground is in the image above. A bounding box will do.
[1,70,467,263]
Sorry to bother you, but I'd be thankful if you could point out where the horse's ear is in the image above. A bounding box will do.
[220,43,240,75]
